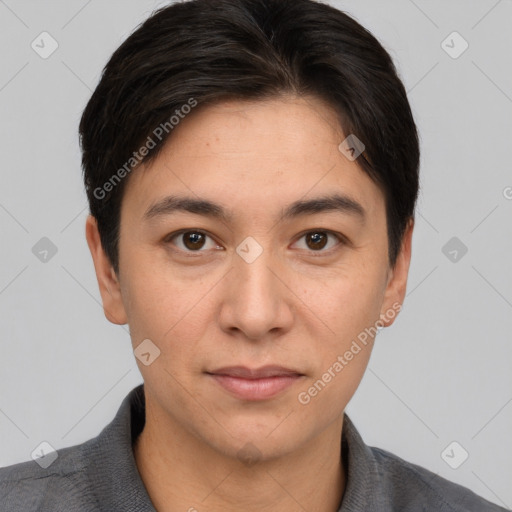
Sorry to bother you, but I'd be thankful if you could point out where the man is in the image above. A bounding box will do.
[0,0,508,510]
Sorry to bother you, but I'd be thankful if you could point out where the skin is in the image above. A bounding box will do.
[86,94,413,512]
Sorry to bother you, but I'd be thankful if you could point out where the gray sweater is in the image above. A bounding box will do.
[0,384,508,511]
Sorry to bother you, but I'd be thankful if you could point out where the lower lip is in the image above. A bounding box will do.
[208,374,302,401]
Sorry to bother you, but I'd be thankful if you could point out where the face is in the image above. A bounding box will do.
[86,95,413,462]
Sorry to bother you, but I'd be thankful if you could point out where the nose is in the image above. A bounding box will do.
[217,239,294,341]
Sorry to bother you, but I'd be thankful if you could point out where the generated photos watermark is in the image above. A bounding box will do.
[93,97,198,200]
[298,302,402,405]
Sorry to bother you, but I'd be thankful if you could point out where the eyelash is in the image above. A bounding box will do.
[164,229,347,256]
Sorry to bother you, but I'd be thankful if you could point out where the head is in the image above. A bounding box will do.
[83,0,419,463]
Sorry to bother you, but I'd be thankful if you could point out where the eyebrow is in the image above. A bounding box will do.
[143,193,366,225]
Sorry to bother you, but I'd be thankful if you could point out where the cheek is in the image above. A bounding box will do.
[299,267,384,405]
[302,352,371,422]
[298,299,377,417]
[311,267,384,340]
[122,263,216,372]
[120,262,187,347]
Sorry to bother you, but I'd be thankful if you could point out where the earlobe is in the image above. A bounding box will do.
[85,215,128,325]
[379,218,414,328]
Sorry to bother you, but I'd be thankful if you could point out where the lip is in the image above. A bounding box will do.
[208,365,303,379]
[206,365,304,401]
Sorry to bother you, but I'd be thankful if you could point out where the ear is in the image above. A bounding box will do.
[379,217,414,328]
[85,215,128,325]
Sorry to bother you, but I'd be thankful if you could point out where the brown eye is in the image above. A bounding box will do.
[165,230,223,253]
[182,231,206,250]
[293,230,344,253]
[305,232,328,250]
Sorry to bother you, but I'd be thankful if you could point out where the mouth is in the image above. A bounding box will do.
[205,365,305,401]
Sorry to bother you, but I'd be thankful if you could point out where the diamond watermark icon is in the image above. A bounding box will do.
[236,236,263,264]
[32,237,58,263]
[339,134,365,162]
[31,441,58,469]
[442,236,468,263]
[31,31,59,59]
[134,338,161,366]
[237,442,262,467]
[441,31,469,60]
[441,441,469,469]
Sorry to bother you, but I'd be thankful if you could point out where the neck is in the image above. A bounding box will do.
[133,401,346,512]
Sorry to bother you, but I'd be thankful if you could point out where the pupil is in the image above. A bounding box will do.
[308,232,327,250]
[185,232,204,250]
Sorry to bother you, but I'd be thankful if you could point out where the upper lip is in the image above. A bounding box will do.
[207,365,303,379]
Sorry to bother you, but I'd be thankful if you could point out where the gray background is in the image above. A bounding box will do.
[0,0,511,508]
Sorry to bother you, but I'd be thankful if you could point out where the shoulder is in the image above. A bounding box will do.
[0,384,146,512]
[370,445,509,512]
[0,440,99,512]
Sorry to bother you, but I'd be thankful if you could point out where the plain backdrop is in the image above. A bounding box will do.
[0,0,511,508]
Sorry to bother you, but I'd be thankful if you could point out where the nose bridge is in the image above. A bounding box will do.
[219,234,292,338]
[233,234,278,300]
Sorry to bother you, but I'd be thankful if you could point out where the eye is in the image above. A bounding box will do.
[164,229,346,255]
[165,230,223,253]
[292,230,345,253]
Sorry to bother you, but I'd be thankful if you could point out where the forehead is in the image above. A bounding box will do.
[121,96,385,225]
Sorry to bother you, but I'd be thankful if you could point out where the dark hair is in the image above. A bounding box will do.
[79,0,420,276]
